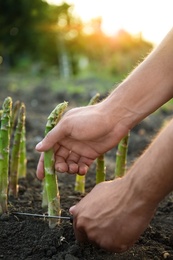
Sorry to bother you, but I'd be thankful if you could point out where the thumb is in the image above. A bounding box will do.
[35,124,64,152]
[69,205,76,215]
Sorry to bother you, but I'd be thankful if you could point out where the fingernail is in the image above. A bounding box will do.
[35,141,42,150]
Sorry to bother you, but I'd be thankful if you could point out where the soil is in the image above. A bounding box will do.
[1,75,173,260]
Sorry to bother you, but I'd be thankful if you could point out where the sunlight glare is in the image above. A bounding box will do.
[46,0,173,45]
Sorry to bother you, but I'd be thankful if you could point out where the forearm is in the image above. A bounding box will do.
[69,121,173,251]
[126,119,173,206]
[101,28,173,129]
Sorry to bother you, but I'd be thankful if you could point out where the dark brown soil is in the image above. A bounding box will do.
[1,77,173,260]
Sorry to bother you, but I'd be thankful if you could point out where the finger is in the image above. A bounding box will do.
[36,152,45,180]
[70,207,88,243]
[78,163,89,175]
[56,145,71,160]
[55,150,80,174]
[69,205,76,214]
[74,226,88,243]
[78,157,94,175]
[35,123,65,152]
[67,152,80,173]
[54,146,72,173]
[73,214,88,243]
[55,156,69,173]
[66,153,94,175]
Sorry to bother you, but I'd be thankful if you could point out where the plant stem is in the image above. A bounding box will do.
[10,100,20,137]
[96,154,106,184]
[9,103,25,197]
[0,110,3,129]
[88,92,100,105]
[44,101,68,228]
[0,110,3,119]
[18,103,27,178]
[0,97,12,214]
[115,132,130,178]
[75,174,85,194]
[41,179,48,209]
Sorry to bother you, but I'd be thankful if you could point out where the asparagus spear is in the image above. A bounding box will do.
[9,103,25,197]
[75,174,85,194]
[115,132,130,178]
[43,101,68,228]
[0,97,12,214]
[41,180,48,209]
[96,154,106,184]
[0,110,3,120]
[10,100,21,137]
[88,93,100,106]
[0,110,3,129]
[74,93,100,192]
[18,103,27,178]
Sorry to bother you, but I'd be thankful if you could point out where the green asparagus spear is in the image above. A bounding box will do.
[96,154,106,184]
[115,132,130,178]
[75,174,85,194]
[0,110,3,119]
[41,180,48,209]
[10,100,21,137]
[44,101,68,228]
[88,93,100,105]
[9,103,25,197]
[0,110,3,129]
[18,103,27,178]
[0,97,12,214]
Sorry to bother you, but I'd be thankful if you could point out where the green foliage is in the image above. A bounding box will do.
[0,0,75,69]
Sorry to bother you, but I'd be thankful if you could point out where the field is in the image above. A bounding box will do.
[0,72,173,260]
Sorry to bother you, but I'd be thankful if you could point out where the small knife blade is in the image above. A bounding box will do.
[12,212,73,222]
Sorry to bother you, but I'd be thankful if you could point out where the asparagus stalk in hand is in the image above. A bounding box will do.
[0,97,12,214]
[44,101,68,228]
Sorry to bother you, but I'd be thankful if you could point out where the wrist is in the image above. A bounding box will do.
[123,166,159,210]
[99,86,140,131]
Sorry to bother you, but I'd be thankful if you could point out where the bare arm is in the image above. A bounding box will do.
[70,119,173,252]
[36,28,173,177]
[102,27,173,129]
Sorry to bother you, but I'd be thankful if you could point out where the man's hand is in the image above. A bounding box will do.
[36,104,129,179]
[69,177,156,253]
[69,118,173,252]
